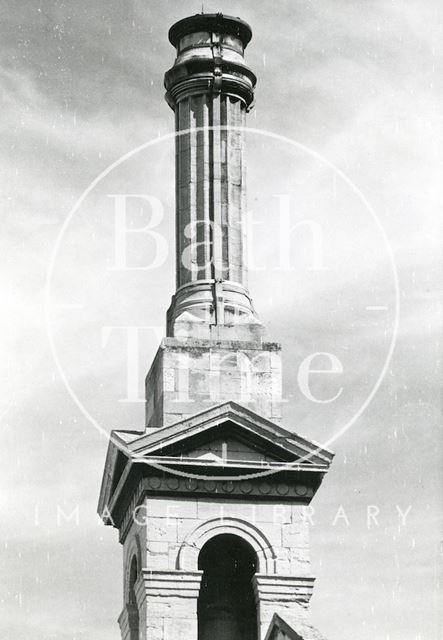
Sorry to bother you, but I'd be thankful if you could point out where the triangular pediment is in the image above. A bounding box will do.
[97,402,334,518]
[128,401,333,467]
[265,613,329,640]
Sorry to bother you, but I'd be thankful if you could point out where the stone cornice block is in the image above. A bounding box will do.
[140,569,203,599]
[253,574,316,606]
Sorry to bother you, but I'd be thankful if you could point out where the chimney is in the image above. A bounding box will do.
[164,13,262,340]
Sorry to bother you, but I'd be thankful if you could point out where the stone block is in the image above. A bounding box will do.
[164,412,184,425]
[253,372,273,397]
[161,399,196,415]
[282,522,309,549]
[177,518,199,542]
[258,522,283,548]
[146,540,169,554]
[146,626,163,640]
[163,368,175,392]
[196,499,256,522]
[267,504,292,525]
[290,546,310,562]
[146,497,197,520]
[145,338,282,427]
[196,498,226,520]
[249,503,275,524]
[291,505,306,523]
[146,553,169,570]
[146,618,163,630]
[164,617,197,638]
[275,559,292,575]
[145,602,172,618]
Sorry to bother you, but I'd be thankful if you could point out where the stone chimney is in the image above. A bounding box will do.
[164,13,261,340]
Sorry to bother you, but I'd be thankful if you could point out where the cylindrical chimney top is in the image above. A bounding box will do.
[164,12,256,111]
[168,13,253,49]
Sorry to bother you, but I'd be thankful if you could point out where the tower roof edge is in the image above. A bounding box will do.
[168,13,253,48]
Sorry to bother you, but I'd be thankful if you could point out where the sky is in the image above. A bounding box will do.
[1,0,442,639]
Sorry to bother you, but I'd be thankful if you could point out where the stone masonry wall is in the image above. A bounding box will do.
[145,337,282,428]
[122,495,312,639]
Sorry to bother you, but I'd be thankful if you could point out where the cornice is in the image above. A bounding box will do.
[164,62,256,109]
[115,473,318,544]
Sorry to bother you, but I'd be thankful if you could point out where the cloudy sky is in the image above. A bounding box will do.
[1,0,442,639]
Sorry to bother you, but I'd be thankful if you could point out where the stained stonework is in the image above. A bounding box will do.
[145,337,282,428]
[137,497,310,575]
[119,497,314,640]
[99,402,333,640]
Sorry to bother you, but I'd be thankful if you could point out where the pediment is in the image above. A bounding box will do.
[97,402,334,518]
[265,613,329,640]
[128,401,333,467]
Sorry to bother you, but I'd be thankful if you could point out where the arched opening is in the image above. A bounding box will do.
[198,533,258,640]
[127,555,140,640]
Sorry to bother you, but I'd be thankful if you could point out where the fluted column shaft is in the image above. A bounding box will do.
[176,93,247,288]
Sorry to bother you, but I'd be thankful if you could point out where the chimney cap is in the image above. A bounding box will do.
[168,13,253,48]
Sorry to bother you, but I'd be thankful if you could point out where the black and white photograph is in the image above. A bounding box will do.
[2,1,441,639]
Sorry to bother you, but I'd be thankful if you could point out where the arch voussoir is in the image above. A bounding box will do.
[177,517,276,574]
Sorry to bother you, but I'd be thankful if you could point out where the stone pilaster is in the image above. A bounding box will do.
[137,570,202,640]
[253,574,315,640]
